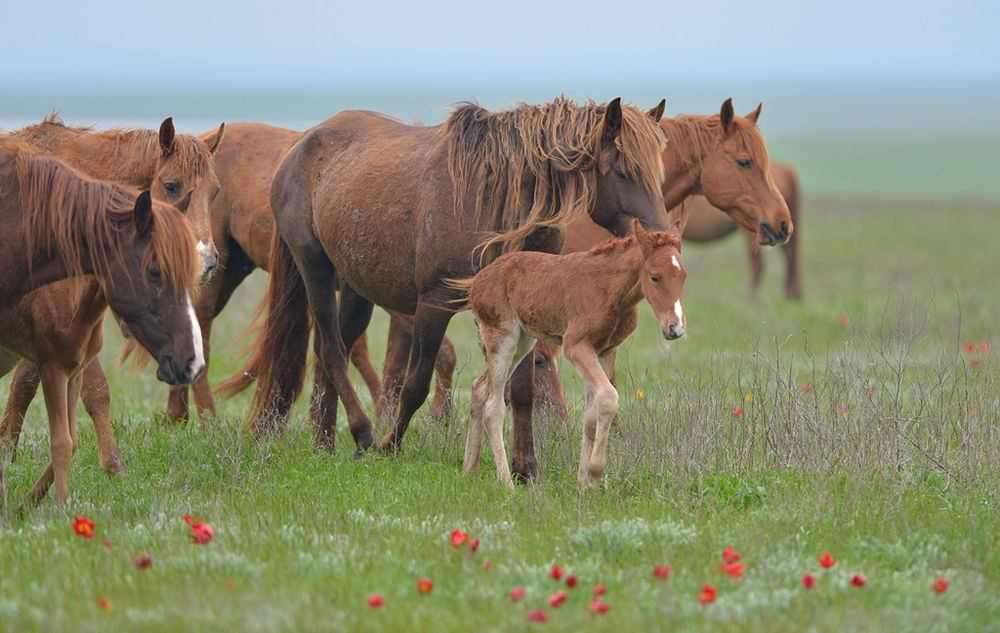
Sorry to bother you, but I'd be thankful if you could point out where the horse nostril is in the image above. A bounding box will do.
[669,323,677,336]
[780,220,789,238]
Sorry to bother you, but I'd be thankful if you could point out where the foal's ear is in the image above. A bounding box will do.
[203,122,225,155]
[602,97,623,141]
[133,190,154,237]
[159,117,176,155]
[647,99,666,123]
[666,200,691,236]
[720,98,734,133]
[632,218,654,258]
[746,102,762,124]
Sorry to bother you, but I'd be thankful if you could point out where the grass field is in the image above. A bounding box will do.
[1,190,999,631]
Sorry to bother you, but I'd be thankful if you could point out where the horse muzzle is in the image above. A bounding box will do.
[156,354,206,386]
[759,220,792,246]
[663,323,686,340]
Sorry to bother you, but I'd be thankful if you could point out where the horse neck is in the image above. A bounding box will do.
[659,117,714,208]
[39,127,158,189]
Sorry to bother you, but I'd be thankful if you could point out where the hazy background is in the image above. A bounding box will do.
[2,0,998,199]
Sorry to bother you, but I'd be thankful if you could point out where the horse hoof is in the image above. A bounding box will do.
[102,455,127,476]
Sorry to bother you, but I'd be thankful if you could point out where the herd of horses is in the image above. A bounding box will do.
[0,94,799,513]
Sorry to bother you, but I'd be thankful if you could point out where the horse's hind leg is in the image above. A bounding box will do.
[508,354,538,483]
[428,335,456,421]
[0,360,41,462]
[349,332,384,411]
[79,359,124,475]
[463,372,489,475]
[378,314,411,420]
[480,326,533,489]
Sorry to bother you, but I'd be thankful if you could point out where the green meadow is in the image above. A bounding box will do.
[1,134,999,631]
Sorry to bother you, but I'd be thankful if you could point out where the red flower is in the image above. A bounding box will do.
[723,563,743,578]
[450,529,468,548]
[850,573,867,587]
[593,584,607,596]
[722,545,741,565]
[550,564,564,580]
[95,597,113,611]
[698,583,717,605]
[367,593,385,608]
[800,384,812,393]
[839,315,850,329]
[972,358,982,368]
[526,608,548,622]
[134,555,153,569]
[733,407,743,417]
[932,577,949,594]
[102,539,112,549]
[417,578,433,595]
[802,573,816,589]
[817,553,836,568]
[964,341,975,353]
[549,590,568,607]
[979,342,989,353]
[72,515,95,540]
[510,586,526,602]
[588,598,612,614]
[565,574,577,588]
[469,538,480,552]
[483,561,492,572]
[184,514,213,544]
[653,565,670,580]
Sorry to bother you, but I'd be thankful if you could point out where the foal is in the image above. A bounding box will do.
[464,219,686,489]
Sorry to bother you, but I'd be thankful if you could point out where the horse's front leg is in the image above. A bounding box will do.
[0,360,41,462]
[25,365,73,505]
[564,342,618,490]
[508,354,537,482]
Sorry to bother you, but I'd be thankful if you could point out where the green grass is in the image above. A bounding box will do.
[2,195,999,632]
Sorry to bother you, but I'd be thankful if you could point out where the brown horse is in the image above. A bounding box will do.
[0,144,204,506]
[462,219,686,489]
[240,97,670,455]
[0,117,224,475]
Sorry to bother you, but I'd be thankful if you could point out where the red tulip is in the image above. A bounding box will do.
[550,564,564,581]
[722,545,741,565]
[653,565,670,580]
[510,586,526,602]
[588,598,611,614]
[417,578,433,595]
[367,593,385,608]
[932,577,949,594]
[526,608,548,622]
[549,590,568,607]
[72,515,95,540]
[850,574,867,587]
[450,529,468,548]
[802,573,816,589]
[593,584,607,596]
[723,563,743,578]
[134,555,153,569]
[698,583,717,605]
[565,574,577,588]
[817,553,836,568]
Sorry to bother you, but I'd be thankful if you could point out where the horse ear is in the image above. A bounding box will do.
[602,97,623,141]
[720,98,734,133]
[159,117,176,155]
[647,99,666,123]
[204,122,225,155]
[632,218,654,258]
[746,103,762,124]
[133,190,154,237]
[666,200,691,236]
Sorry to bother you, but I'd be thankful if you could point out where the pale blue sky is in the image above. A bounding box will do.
[2,0,998,89]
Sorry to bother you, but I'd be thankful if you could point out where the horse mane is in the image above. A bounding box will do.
[662,113,770,170]
[587,230,681,256]
[442,97,665,261]
[2,144,200,294]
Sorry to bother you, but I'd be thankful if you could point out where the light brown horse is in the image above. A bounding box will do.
[0,144,204,507]
[240,97,671,455]
[462,219,686,489]
[0,117,224,475]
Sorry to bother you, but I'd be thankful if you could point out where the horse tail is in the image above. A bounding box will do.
[116,338,153,370]
[441,276,474,310]
[212,295,269,398]
[238,230,311,438]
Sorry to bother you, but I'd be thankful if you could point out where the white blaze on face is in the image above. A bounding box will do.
[674,299,684,325]
[197,240,211,259]
[671,255,681,271]
[186,293,206,377]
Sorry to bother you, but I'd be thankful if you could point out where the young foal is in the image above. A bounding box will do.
[464,219,686,489]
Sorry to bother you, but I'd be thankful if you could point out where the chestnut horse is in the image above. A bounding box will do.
[0,116,223,475]
[462,219,686,489]
[0,144,204,507]
[241,97,670,455]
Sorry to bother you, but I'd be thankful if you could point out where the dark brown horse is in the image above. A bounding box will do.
[241,97,670,455]
[0,117,223,475]
[0,144,204,506]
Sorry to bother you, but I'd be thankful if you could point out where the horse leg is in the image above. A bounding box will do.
[532,342,568,422]
[480,327,533,490]
[508,354,537,482]
[0,360,41,462]
[428,335,456,421]
[349,332,384,410]
[78,358,124,475]
[463,373,489,475]
[564,342,618,490]
[379,314,412,420]
[378,300,453,452]
[747,231,763,297]
[190,316,216,427]
[783,214,802,300]
[23,365,73,506]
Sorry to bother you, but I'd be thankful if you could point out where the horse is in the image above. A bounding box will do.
[0,144,204,507]
[461,219,686,489]
[0,116,224,476]
[238,97,671,456]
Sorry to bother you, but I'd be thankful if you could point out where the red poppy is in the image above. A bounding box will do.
[526,608,548,622]
[593,584,607,596]
[698,583,717,605]
[95,597,113,611]
[802,573,816,589]
[733,407,743,417]
[469,538,480,552]
[839,315,850,329]
[932,577,949,593]
[972,358,982,368]
[102,539,112,549]
[417,578,433,595]
[510,586,526,602]
[723,563,743,578]
[483,561,492,572]
[550,564,564,581]
[964,341,975,353]
[450,529,468,548]
[653,565,670,579]
[367,593,385,608]
[225,580,236,591]
[850,574,867,587]
[134,555,153,569]
[184,514,213,545]
[588,598,611,614]
[565,574,577,588]
[72,515,95,540]
[800,384,812,393]
[979,342,989,353]
[817,553,836,568]
[722,545,741,565]
[549,590,568,607]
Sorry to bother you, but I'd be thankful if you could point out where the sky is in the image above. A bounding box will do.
[2,0,998,90]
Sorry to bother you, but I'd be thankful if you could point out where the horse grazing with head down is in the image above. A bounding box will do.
[462,219,686,489]
[240,97,669,454]
[0,144,204,507]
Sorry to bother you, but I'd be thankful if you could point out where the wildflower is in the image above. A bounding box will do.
[549,590,568,607]
[450,529,468,548]
[550,564,564,581]
[134,555,153,569]
[636,389,644,399]
[932,577,949,594]
[723,563,744,578]
[367,593,385,608]
[483,561,492,572]
[469,538,480,552]
[733,407,743,417]
[745,393,753,403]
[95,597,113,611]
[72,515,95,540]
[839,315,849,329]
[800,384,812,393]
[510,586,526,602]
[588,598,611,614]
[964,341,975,353]
[225,580,236,591]
[850,574,867,587]
[802,573,816,589]
[102,539,112,549]
[722,546,741,565]
[593,584,607,596]
[838,405,848,415]
[817,553,836,568]
[565,574,577,588]
[979,342,989,353]
[417,578,433,595]
[526,608,548,622]
[972,358,982,368]
[698,583,717,605]
[653,565,670,580]
[184,514,213,545]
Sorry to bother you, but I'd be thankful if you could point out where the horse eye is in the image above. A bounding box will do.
[164,182,180,196]
[534,356,547,368]
[736,158,752,169]
[650,275,660,284]
[147,268,162,282]
[615,170,632,182]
